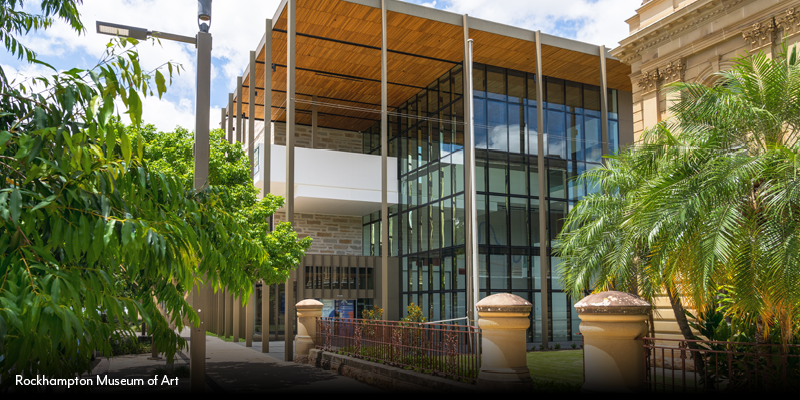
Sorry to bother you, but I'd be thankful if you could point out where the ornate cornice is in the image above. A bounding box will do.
[778,8,800,38]
[638,70,661,94]
[742,17,777,51]
[637,58,685,94]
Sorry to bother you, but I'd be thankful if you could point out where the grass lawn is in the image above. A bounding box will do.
[206,332,236,342]
[527,350,583,392]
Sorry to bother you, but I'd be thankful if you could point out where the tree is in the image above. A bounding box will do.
[557,44,800,350]
[0,0,309,387]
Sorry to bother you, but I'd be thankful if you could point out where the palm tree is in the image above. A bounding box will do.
[557,43,800,351]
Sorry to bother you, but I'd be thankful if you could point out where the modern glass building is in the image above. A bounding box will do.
[212,0,633,348]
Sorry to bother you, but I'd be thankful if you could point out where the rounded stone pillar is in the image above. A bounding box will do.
[294,299,323,362]
[576,291,651,393]
[476,293,534,392]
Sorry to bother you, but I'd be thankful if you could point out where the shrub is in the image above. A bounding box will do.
[554,343,561,350]
[571,343,577,349]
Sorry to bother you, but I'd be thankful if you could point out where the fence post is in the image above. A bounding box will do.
[576,291,651,393]
[476,293,534,392]
[295,299,323,363]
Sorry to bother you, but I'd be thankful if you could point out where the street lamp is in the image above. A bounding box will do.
[96,0,212,393]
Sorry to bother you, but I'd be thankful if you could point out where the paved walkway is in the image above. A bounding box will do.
[90,329,382,393]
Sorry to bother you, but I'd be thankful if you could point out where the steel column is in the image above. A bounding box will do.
[379,0,389,319]
[462,14,477,325]
[262,16,273,353]
[599,45,610,159]
[284,0,296,362]
[535,30,550,350]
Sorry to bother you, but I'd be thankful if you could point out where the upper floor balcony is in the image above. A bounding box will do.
[254,144,398,216]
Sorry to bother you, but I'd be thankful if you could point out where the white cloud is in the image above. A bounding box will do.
[418,0,640,48]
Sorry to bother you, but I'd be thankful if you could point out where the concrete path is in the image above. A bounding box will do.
[90,329,383,393]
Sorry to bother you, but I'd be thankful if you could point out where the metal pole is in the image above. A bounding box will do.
[535,30,549,351]
[236,76,243,143]
[227,93,234,143]
[284,0,296,362]
[189,28,211,393]
[249,50,256,174]
[262,16,273,354]
[380,0,389,320]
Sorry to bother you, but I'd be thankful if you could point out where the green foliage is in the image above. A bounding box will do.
[0,0,309,388]
[361,305,383,320]
[571,343,577,349]
[554,343,561,350]
[556,43,800,347]
[400,302,426,323]
[108,335,148,356]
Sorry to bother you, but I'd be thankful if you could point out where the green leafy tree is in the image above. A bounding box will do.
[557,44,800,352]
[0,0,309,387]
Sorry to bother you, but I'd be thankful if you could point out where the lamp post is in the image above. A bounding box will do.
[96,0,213,392]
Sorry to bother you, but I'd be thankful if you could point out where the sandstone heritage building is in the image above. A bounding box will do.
[611,0,800,341]
[209,0,637,349]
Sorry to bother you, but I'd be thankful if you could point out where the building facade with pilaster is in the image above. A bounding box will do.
[212,0,634,350]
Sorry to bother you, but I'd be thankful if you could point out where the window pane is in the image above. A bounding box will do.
[443,198,453,248]
[526,106,538,156]
[487,100,508,152]
[476,158,486,193]
[608,88,618,120]
[479,252,488,288]
[488,154,507,194]
[486,65,506,101]
[420,205,429,252]
[547,111,566,159]
[509,103,524,154]
[533,254,541,290]
[455,194,465,245]
[431,202,441,250]
[529,162,539,197]
[509,159,526,196]
[442,156,452,198]
[583,85,601,117]
[585,116,602,163]
[456,253,466,290]
[490,254,508,290]
[488,196,508,246]
[546,77,565,110]
[510,197,527,247]
[568,114,584,161]
[511,254,529,290]
[508,70,525,103]
[477,194,487,245]
[526,73,537,107]
[431,163,440,202]
[549,202,568,242]
[362,225,370,256]
[609,119,619,154]
[473,64,485,97]
[530,198,540,248]
[474,98,487,149]
[548,161,566,199]
[565,81,582,113]
[552,292,568,342]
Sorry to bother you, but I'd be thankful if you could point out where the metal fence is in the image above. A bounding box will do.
[316,317,481,383]
[641,337,800,392]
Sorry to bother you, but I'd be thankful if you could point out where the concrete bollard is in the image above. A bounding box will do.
[476,293,534,392]
[575,291,651,393]
[294,299,324,363]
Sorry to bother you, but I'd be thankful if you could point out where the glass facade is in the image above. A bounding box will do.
[361,62,619,343]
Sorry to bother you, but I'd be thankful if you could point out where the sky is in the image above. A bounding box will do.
[0,0,641,133]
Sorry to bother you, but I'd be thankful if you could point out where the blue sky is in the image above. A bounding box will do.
[1,0,641,133]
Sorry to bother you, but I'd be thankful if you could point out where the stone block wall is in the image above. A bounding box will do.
[273,211,363,255]
[271,122,363,154]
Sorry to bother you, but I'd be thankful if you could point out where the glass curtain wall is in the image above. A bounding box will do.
[361,62,619,343]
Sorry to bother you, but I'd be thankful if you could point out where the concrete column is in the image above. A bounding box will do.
[294,299,323,363]
[576,291,651,393]
[246,289,255,347]
[476,293,534,392]
[534,30,549,350]
[220,107,226,131]
[233,294,241,342]
[285,0,297,362]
